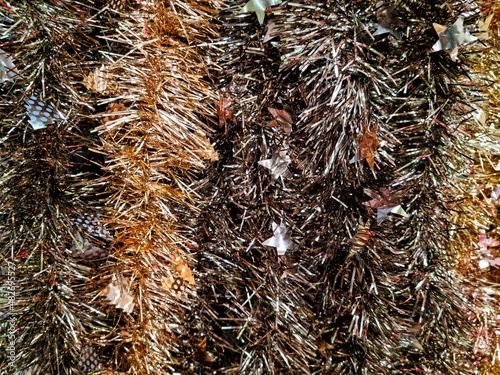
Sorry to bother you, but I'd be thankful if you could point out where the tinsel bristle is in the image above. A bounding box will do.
[2,0,500,374]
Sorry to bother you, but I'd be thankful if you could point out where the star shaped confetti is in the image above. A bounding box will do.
[478,233,500,252]
[263,21,278,42]
[239,0,282,25]
[373,1,404,39]
[351,123,380,170]
[216,90,236,128]
[101,274,135,313]
[267,107,294,134]
[70,215,112,260]
[479,257,500,269]
[363,187,406,223]
[263,221,293,256]
[173,256,195,285]
[258,150,291,180]
[432,17,477,61]
[83,65,110,93]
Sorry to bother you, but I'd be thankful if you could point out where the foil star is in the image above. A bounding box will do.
[258,150,291,180]
[363,187,406,223]
[373,1,404,39]
[263,221,293,256]
[432,17,477,61]
[351,123,380,170]
[239,0,282,25]
[101,274,135,313]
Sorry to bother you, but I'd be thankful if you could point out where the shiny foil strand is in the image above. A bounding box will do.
[89,1,220,374]
[189,0,487,373]
[0,1,120,374]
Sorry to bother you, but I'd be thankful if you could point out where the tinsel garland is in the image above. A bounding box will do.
[0,1,114,373]
[87,1,219,373]
[189,0,493,374]
[2,0,500,374]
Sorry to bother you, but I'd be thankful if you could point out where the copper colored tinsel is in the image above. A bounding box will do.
[89,1,219,373]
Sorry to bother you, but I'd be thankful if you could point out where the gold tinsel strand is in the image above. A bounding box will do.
[87,1,219,373]
[462,2,500,373]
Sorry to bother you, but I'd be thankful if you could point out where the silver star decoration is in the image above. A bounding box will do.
[258,150,291,180]
[363,187,407,223]
[239,0,282,25]
[262,221,293,256]
[432,17,477,61]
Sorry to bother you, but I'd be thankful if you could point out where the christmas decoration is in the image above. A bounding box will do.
[0,49,19,83]
[0,0,118,373]
[24,96,62,130]
[262,221,293,256]
[461,2,500,372]
[0,0,218,373]
[2,0,500,374]
[239,0,282,24]
[432,17,478,60]
[189,0,497,374]
[258,149,292,181]
[362,187,407,223]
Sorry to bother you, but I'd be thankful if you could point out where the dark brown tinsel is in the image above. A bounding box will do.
[189,0,485,374]
[0,1,119,374]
